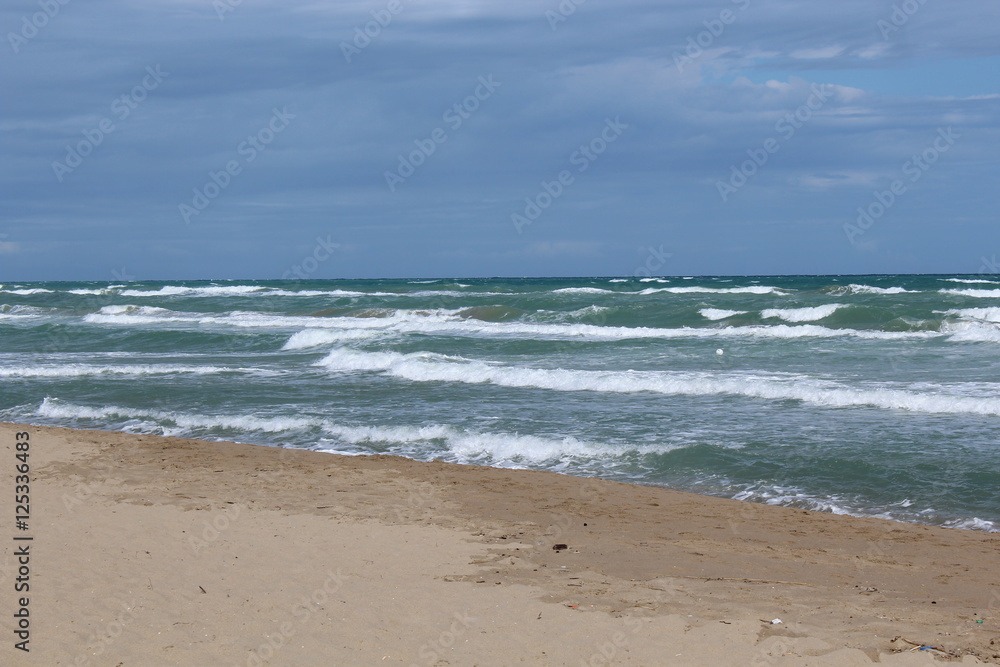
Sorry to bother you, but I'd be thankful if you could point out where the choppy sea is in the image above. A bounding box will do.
[1,275,998,531]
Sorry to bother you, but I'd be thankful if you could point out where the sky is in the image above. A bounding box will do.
[1,0,998,281]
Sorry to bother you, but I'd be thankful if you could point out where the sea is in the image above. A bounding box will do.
[1,275,998,532]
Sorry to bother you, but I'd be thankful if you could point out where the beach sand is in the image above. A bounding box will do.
[1,422,997,665]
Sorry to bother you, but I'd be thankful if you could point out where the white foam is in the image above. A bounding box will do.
[732,484,999,532]
[941,289,1000,298]
[945,517,999,532]
[0,288,53,295]
[699,308,747,321]
[942,278,999,285]
[941,321,1000,343]
[37,398,311,433]
[317,348,465,371]
[850,284,913,295]
[0,305,46,320]
[82,303,935,342]
[83,304,189,325]
[551,287,616,294]
[1,364,235,378]
[827,284,915,296]
[35,399,665,463]
[945,307,1000,323]
[639,285,786,295]
[761,304,845,323]
[281,329,382,350]
[608,279,629,283]
[120,285,268,297]
[316,350,1000,417]
[564,305,611,318]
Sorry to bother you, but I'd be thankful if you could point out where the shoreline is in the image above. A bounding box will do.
[2,422,997,664]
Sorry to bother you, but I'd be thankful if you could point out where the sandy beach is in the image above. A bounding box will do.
[1,422,997,665]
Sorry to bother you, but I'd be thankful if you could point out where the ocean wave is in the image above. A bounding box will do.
[639,285,786,295]
[68,288,115,295]
[84,304,937,342]
[111,285,375,298]
[827,284,915,296]
[83,305,190,325]
[551,287,616,294]
[0,363,238,378]
[941,288,1000,298]
[0,288,54,295]
[0,305,48,320]
[946,517,999,531]
[120,285,279,297]
[37,398,313,433]
[564,305,612,318]
[945,307,1000,323]
[941,321,1000,343]
[281,329,384,350]
[941,278,999,285]
[731,485,998,532]
[699,308,748,321]
[761,304,846,323]
[315,349,1000,416]
[34,399,668,463]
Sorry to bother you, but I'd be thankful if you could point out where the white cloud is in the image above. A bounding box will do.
[855,43,889,59]
[789,46,845,60]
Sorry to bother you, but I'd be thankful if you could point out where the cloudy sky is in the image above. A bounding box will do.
[2,0,998,281]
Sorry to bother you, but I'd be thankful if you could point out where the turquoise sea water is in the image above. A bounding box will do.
[1,275,998,531]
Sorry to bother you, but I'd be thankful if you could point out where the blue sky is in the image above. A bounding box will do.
[1,0,997,280]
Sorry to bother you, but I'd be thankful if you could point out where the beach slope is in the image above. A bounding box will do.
[0,423,997,665]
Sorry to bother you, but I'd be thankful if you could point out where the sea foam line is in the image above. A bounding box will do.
[941,288,1000,298]
[34,398,667,462]
[86,304,938,343]
[761,304,846,322]
[315,349,1000,417]
[0,364,247,379]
